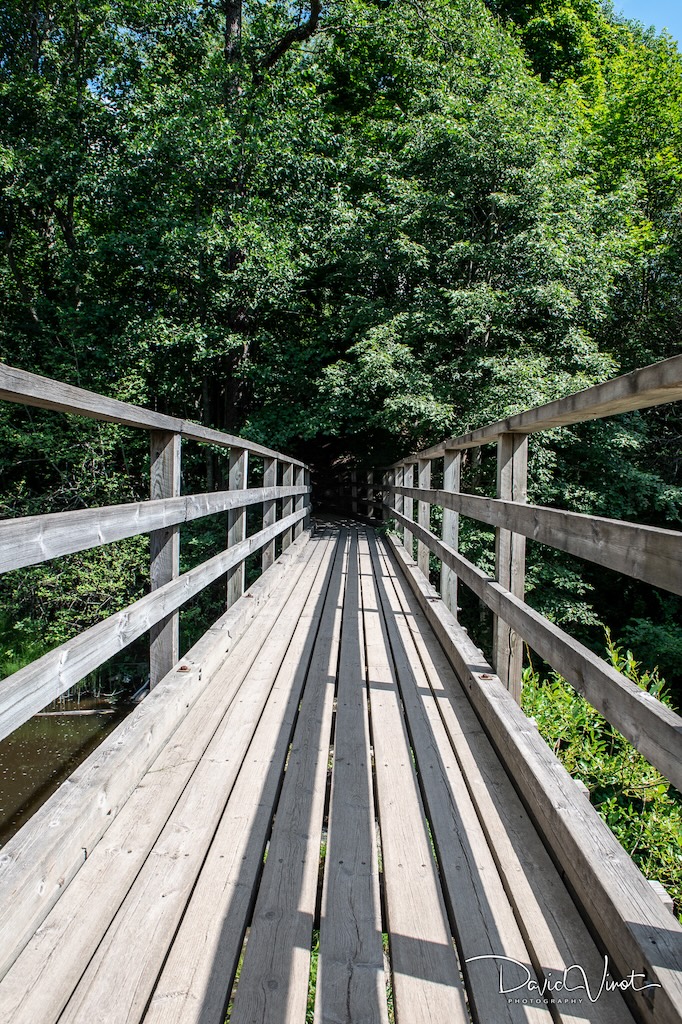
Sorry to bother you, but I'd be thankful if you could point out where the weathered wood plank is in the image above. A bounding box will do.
[315,530,388,1024]
[417,457,431,578]
[228,532,347,1024]
[403,463,415,559]
[149,430,181,688]
[58,533,335,1024]
[388,534,682,1024]
[390,507,682,790]
[282,463,294,550]
[380,536,633,1024]
[0,486,306,574]
[440,451,460,618]
[358,531,467,1024]
[493,433,528,701]
[0,529,313,984]
[0,508,306,742]
[393,354,682,462]
[294,464,306,539]
[0,362,308,466]
[262,458,278,572]
[227,448,249,607]
[392,485,682,597]
[0,535,320,1024]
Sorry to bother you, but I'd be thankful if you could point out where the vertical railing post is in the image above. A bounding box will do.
[351,469,358,516]
[227,447,249,608]
[282,462,294,549]
[394,465,404,538]
[403,462,415,560]
[417,457,431,578]
[366,469,374,519]
[304,467,312,530]
[294,465,305,538]
[262,456,277,573]
[493,433,528,702]
[149,430,181,688]
[441,449,461,619]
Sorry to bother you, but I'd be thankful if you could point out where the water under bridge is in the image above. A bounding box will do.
[0,358,681,1024]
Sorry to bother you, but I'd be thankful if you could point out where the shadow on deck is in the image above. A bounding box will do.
[2,523,674,1024]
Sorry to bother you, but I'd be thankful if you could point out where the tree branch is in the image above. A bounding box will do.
[261,0,322,71]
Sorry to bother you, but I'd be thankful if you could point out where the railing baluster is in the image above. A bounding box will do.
[393,465,404,536]
[417,458,431,578]
[351,469,358,516]
[149,431,181,687]
[441,450,461,619]
[403,463,415,560]
[493,433,528,701]
[282,462,294,549]
[304,467,312,529]
[294,465,305,538]
[262,457,277,573]
[227,447,249,608]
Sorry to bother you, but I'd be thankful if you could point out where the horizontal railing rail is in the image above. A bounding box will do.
[0,364,312,738]
[392,485,682,596]
[0,508,305,742]
[380,354,682,791]
[0,363,306,466]
[0,486,308,574]
[394,352,682,463]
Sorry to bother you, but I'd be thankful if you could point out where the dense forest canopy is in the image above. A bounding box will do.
[1,0,681,683]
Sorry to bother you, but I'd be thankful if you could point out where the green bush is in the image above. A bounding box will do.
[521,631,682,918]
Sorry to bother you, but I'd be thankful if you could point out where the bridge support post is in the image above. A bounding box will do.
[262,457,277,573]
[282,462,294,549]
[366,470,374,518]
[440,450,461,620]
[493,432,528,702]
[294,465,305,538]
[417,458,431,579]
[227,447,249,607]
[149,430,181,688]
[403,463,415,560]
[393,465,404,531]
[304,468,312,529]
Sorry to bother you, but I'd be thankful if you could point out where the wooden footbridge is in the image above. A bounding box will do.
[0,358,681,1024]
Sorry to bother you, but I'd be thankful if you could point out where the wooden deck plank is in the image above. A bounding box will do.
[141,530,341,1024]
[367,531,550,1024]
[57,532,335,1024]
[315,530,389,1024]
[358,532,468,1024]
[228,531,349,1024]
[0,534,322,1024]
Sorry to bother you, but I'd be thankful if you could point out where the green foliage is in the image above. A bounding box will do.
[522,633,682,917]
[1,0,682,684]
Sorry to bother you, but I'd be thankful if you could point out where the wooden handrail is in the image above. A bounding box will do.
[392,485,682,596]
[391,507,682,791]
[0,362,307,467]
[392,353,682,464]
[0,507,306,742]
[0,486,309,574]
[0,362,312,697]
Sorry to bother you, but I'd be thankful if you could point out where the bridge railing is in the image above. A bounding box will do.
[381,354,682,793]
[0,364,311,742]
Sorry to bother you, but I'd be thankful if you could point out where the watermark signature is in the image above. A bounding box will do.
[464,954,661,1004]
